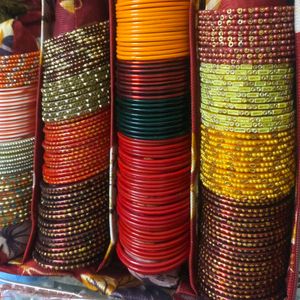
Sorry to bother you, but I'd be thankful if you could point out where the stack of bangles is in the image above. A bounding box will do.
[197,5,295,299]
[0,51,39,261]
[296,1,300,289]
[115,0,191,276]
[32,22,111,271]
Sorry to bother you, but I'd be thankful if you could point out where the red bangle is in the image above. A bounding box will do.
[118,173,190,194]
[118,195,189,217]
[117,184,190,206]
[116,243,188,275]
[118,218,189,242]
[199,6,293,16]
[118,228,188,260]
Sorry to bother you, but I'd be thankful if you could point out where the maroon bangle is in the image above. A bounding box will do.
[198,6,293,16]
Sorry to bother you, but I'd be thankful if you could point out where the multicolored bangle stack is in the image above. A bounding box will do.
[115,0,191,276]
[0,51,39,261]
[197,5,295,299]
[33,22,111,271]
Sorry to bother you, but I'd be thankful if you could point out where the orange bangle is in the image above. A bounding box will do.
[117,40,187,48]
[117,44,189,51]
[116,33,188,43]
[116,0,189,7]
[116,3,189,12]
[117,52,189,60]
[117,49,189,56]
[117,18,188,26]
[117,12,188,21]
[117,25,188,34]
[117,6,189,14]
[117,0,188,3]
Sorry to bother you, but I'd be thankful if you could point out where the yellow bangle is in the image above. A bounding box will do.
[201,119,294,133]
[201,169,294,187]
[201,179,293,202]
[201,124,295,140]
[202,156,294,173]
[202,139,295,153]
[201,98,294,111]
[200,63,293,71]
[201,147,294,163]
[201,130,295,146]
[201,163,295,181]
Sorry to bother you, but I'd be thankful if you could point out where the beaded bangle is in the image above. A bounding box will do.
[42,66,110,92]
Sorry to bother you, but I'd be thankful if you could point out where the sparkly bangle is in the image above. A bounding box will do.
[201,128,295,144]
[37,208,108,231]
[198,26,294,37]
[201,159,294,181]
[201,104,292,117]
[201,170,294,192]
[42,103,110,123]
[201,171,294,193]
[200,124,295,140]
[200,57,294,65]
[198,6,294,17]
[200,70,294,81]
[41,184,108,205]
[44,34,109,58]
[200,62,293,71]
[37,213,108,236]
[42,83,108,105]
[199,39,294,49]
[200,31,294,41]
[42,86,110,112]
[201,162,294,181]
[202,154,294,173]
[44,108,110,132]
[201,109,294,125]
[201,90,293,103]
[42,92,110,113]
[44,22,109,44]
[199,51,294,62]
[44,150,109,170]
[43,49,110,74]
[201,119,294,134]
[42,66,110,91]
[200,46,294,57]
[44,37,109,62]
[201,142,295,159]
[0,51,39,63]
[43,168,106,185]
[43,61,109,84]
[201,150,294,168]
[199,33,295,45]
[201,99,294,111]
[201,179,293,202]
[202,187,292,211]
[38,197,107,220]
[40,171,108,196]
[0,79,38,89]
[32,251,99,271]
[201,142,294,160]
[198,16,293,27]
[201,78,293,90]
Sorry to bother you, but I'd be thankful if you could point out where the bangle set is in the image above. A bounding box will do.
[197,5,295,299]
[0,49,39,261]
[116,0,191,277]
[33,22,111,270]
